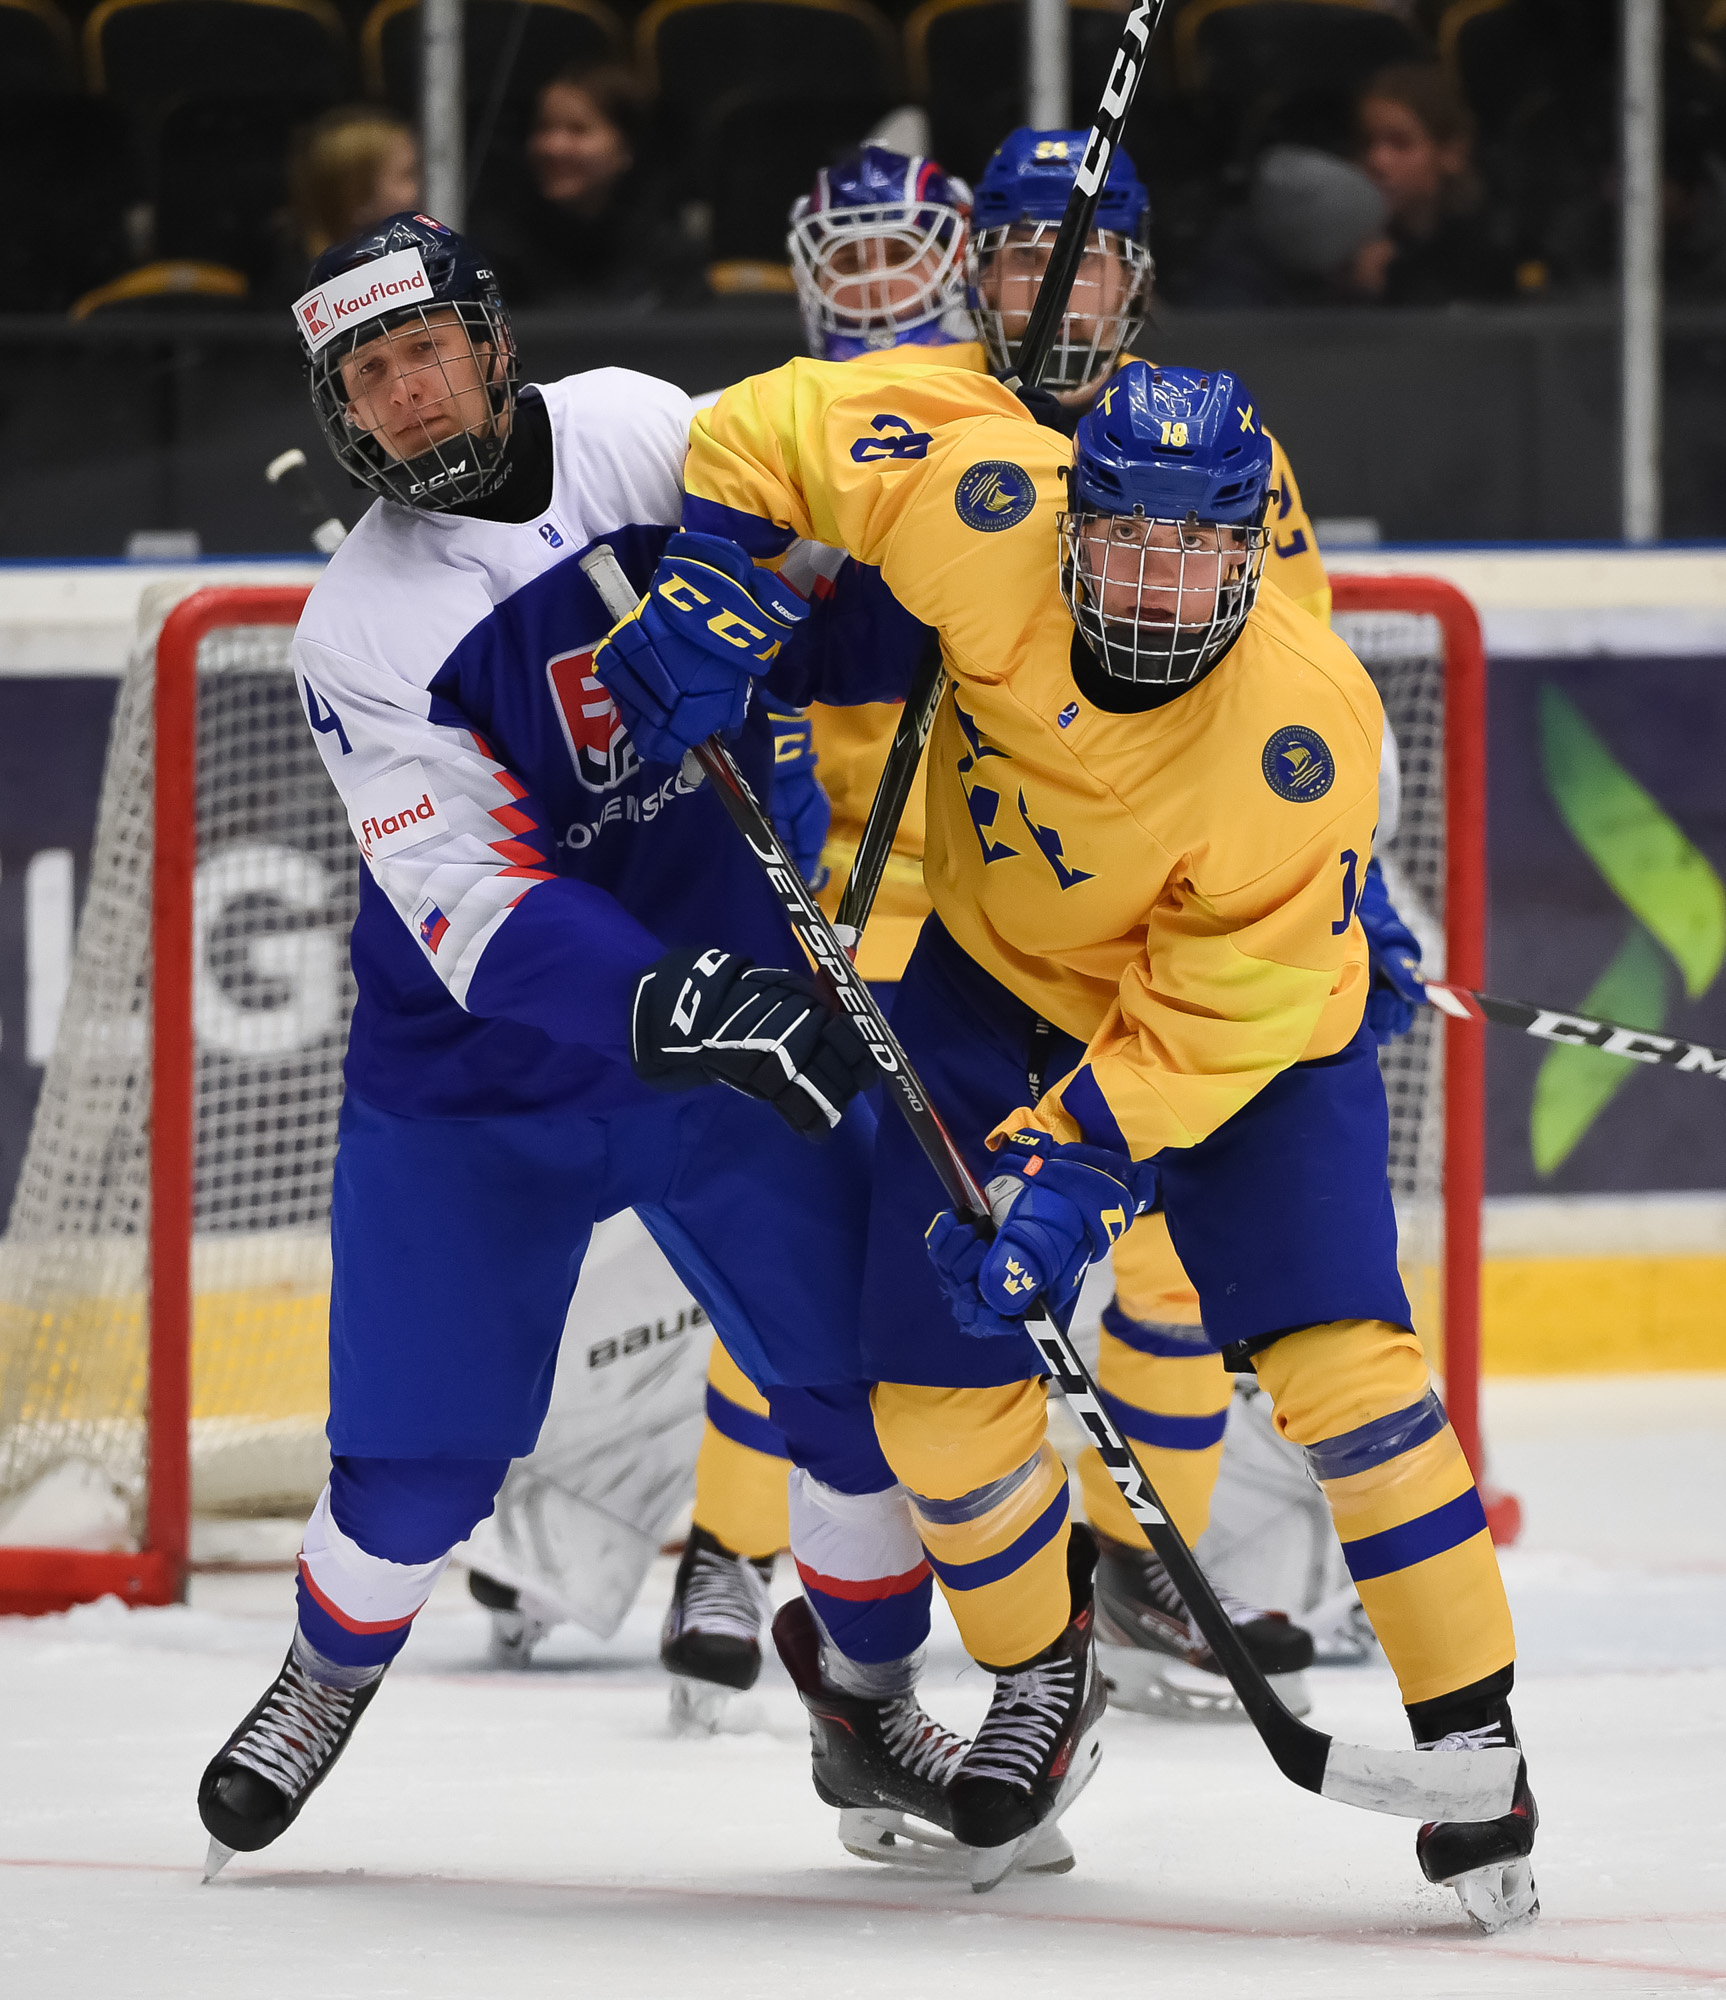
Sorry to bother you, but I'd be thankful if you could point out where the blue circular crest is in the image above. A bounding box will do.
[1261,724,1336,803]
[955,459,1037,532]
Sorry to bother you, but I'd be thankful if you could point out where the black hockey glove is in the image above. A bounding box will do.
[1013,381,1082,437]
[630,946,876,1140]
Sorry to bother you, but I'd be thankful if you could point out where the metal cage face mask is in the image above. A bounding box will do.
[789,197,970,353]
[968,223,1153,390]
[309,299,519,512]
[1057,507,1269,686]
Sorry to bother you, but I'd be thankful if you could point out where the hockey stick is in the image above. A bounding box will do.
[581,543,1519,1827]
[831,631,945,952]
[1422,978,1726,1081]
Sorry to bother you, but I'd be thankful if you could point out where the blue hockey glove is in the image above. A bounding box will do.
[1358,857,1425,1045]
[631,945,875,1141]
[925,1131,1156,1337]
[592,533,808,767]
[764,697,831,888]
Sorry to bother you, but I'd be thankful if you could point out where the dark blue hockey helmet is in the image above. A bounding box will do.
[1059,363,1274,689]
[292,211,518,512]
[967,130,1153,391]
[788,145,972,360]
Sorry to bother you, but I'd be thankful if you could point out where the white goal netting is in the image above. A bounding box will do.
[0,597,1463,1547]
[0,611,357,1537]
[1334,608,1452,1355]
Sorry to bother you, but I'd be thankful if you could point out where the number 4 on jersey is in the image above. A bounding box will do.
[303,678,353,755]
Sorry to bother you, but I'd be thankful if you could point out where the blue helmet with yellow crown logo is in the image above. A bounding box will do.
[967,129,1153,391]
[1059,362,1273,691]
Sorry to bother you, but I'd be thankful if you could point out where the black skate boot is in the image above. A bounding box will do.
[198,1632,387,1880]
[1411,1677,1539,1933]
[660,1525,775,1734]
[773,1596,1074,1879]
[948,1523,1109,1892]
[468,1568,554,1669]
[1092,1528,1316,1720]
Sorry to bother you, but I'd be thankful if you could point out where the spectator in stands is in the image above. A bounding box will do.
[1357,64,1519,304]
[469,65,707,307]
[1190,145,1392,306]
[291,109,422,263]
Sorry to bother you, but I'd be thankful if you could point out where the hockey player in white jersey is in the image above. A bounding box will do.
[196,214,980,1878]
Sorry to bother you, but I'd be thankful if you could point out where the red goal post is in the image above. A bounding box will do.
[0,588,313,1616]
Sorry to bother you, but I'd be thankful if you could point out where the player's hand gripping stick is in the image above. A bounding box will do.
[580,537,1521,1832]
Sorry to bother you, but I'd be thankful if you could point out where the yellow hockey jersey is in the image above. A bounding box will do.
[689,358,1381,1160]
[799,341,1331,983]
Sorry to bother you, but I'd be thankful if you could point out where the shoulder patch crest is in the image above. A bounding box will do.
[955,459,1037,532]
[1261,724,1336,803]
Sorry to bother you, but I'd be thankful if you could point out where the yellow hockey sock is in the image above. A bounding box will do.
[690,1338,789,1562]
[873,1380,1071,1670]
[1255,1320,1516,1708]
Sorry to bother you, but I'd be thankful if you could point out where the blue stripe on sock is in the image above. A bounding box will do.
[802,1575,933,1665]
[923,1483,1069,1592]
[1341,1486,1489,1583]
[1098,1387,1230,1451]
[704,1383,789,1461]
[1305,1389,1449,1482]
[1100,1300,1215,1357]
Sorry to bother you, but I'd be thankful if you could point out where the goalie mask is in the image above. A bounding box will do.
[1060,362,1273,690]
[967,128,1154,392]
[293,212,517,512]
[788,146,973,360]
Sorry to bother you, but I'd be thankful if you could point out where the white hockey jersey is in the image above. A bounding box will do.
[292,369,800,1118]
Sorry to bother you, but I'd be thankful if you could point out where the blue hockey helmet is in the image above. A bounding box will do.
[1059,362,1274,689]
[967,129,1153,391]
[292,211,517,512]
[788,145,973,360]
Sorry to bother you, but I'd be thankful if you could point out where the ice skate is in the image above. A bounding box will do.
[197,1634,387,1879]
[1415,1704,1539,1934]
[773,1595,1075,1879]
[468,1568,554,1669]
[948,1525,1107,1893]
[661,1526,775,1734]
[1092,1528,1315,1720]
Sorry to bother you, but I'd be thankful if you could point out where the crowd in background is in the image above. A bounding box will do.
[8,0,1726,318]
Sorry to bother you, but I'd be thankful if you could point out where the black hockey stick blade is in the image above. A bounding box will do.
[832,631,947,951]
[579,548,1519,1826]
[1008,0,1170,390]
[1425,977,1726,1081]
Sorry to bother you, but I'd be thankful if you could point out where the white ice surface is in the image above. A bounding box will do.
[3,1375,1723,1999]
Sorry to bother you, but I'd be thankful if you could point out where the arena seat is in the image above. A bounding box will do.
[69,258,250,317]
[695,86,887,267]
[363,0,623,116]
[154,94,317,287]
[637,0,899,119]
[0,93,136,311]
[85,0,350,121]
[905,0,1136,184]
[1173,0,1420,101]
[0,0,78,93]
[1438,0,1536,140]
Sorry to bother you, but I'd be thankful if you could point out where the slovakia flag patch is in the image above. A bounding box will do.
[415,899,450,953]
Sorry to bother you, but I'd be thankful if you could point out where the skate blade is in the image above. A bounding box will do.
[1097,1642,1311,1722]
[667,1676,734,1737]
[838,1810,1076,1881]
[969,1722,1104,1894]
[1450,1856,1540,1933]
[202,1839,236,1884]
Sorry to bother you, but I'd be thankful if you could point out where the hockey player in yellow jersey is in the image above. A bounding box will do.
[591,351,1536,1923]
[672,129,1344,1729]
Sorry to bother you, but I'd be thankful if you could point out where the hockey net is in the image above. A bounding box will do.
[0,574,1497,1616]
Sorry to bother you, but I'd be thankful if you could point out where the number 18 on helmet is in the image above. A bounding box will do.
[1060,362,1274,691]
